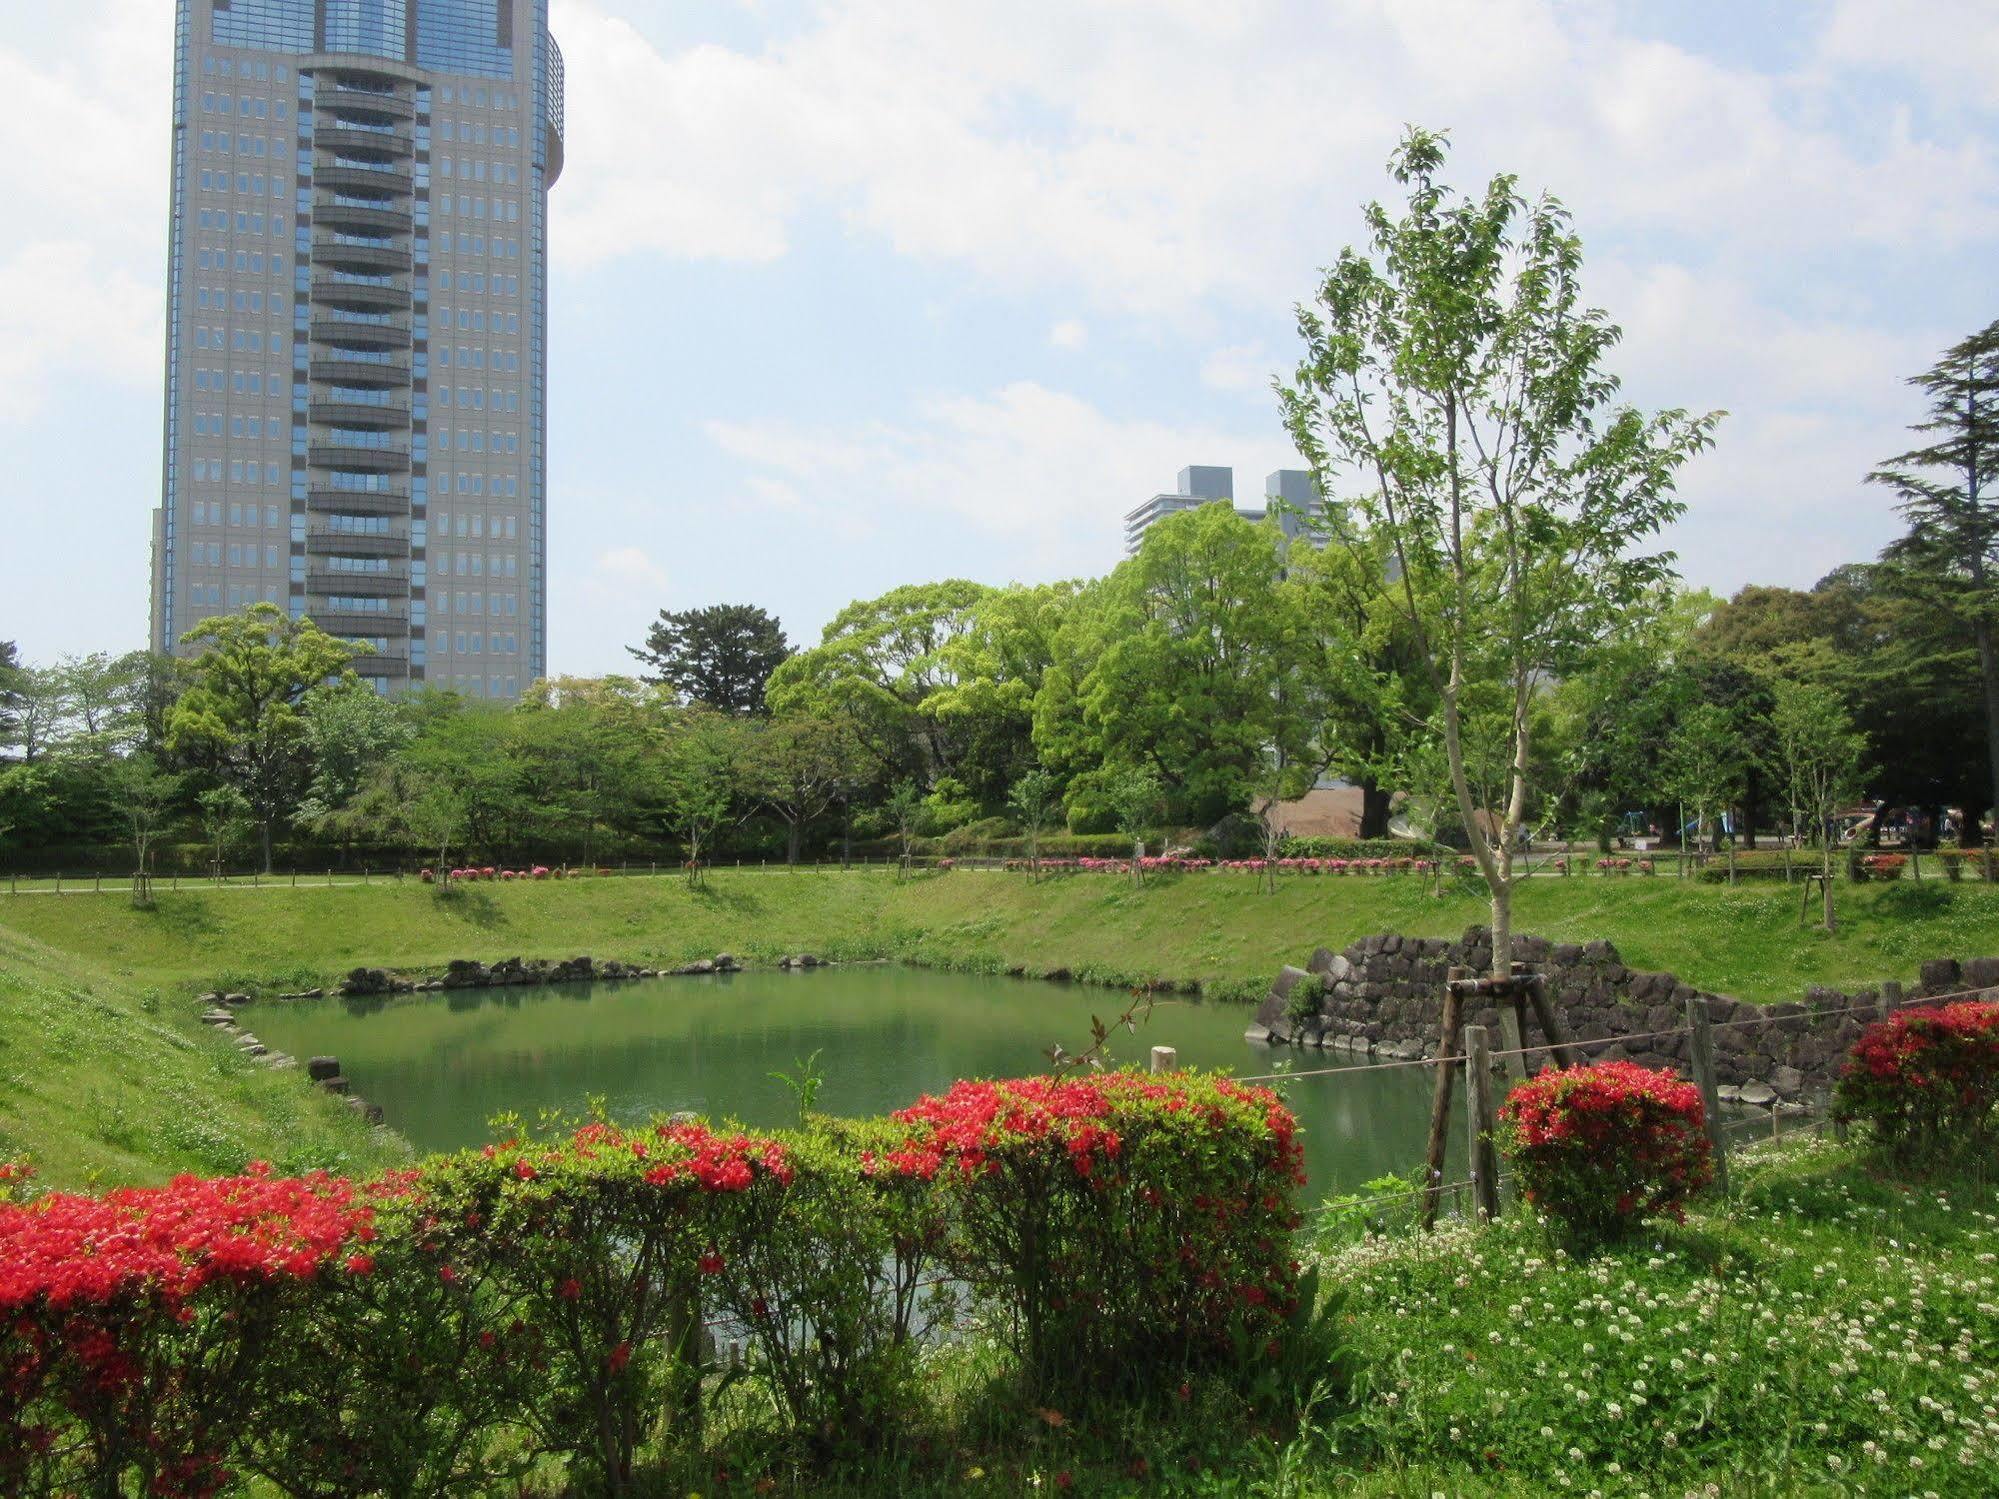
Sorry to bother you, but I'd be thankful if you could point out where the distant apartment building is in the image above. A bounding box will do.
[1122,465,1323,556]
[150,0,564,701]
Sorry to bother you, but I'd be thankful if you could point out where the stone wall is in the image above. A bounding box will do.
[1247,928,1999,1106]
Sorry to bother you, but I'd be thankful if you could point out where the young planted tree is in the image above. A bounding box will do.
[195,785,252,878]
[1106,765,1160,887]
[404,775,467,875]
[1869,319,1999,846]
[1665,701,1748,880]
[884,779,924,880]
[1278,127,1720,977]
[115,754,180,907]
[1006,767,1059,883]
[653,713,736,887]
[1769,679,1867,931]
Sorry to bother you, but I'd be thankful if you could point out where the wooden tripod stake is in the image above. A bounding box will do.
[1421,962,1578,1230]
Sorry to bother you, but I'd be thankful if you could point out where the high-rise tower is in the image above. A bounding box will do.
[152,1,562,699]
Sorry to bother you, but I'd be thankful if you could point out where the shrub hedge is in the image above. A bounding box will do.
[0,1072,1304,1495]
[1833,1000,1999,1163]
[1497,1061,1714,1247]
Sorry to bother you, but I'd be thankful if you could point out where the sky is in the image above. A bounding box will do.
[1,0,1995,673]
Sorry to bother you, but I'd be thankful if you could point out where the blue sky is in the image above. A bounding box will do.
[2,0,1995,673]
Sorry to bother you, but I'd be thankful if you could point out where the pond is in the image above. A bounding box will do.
[252,966,1462,1199]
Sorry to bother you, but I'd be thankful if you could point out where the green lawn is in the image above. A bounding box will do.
[2,866,1996,1006]
[0,925,406,1189]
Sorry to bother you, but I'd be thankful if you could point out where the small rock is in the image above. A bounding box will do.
[1737,1081,1777,1107]
[318,1076,351,1095]
[306,1056,342,1083]
[1769,1064,1805,1100]
[1716,1084,1743,1103]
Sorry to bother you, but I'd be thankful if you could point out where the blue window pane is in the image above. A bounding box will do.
[325,0,408,56]
[415,0,514,79]
[211,0,314,52]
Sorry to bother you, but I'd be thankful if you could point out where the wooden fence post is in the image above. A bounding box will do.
[1150,1045,1178,1074]
[1421,967,1469,1230]
[1880,980,1902,1019]
[1522,974,1580,1069]
[1464,1024,1500,1222]
[1685,994,1729,1196]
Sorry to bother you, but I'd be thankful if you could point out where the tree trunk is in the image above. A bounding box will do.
[1977,615,1999,851]
[786,820,801,866]
[259,817,273,874]
[1358,780,1393,839]
[1821,838,1836,933]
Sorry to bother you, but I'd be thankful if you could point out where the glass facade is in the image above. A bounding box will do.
[324,0,409,55]
[416,1,514,79]
[211,0,315,51]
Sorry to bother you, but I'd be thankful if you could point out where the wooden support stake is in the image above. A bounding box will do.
[1880,980,1902,1019]
[1150,1045,1177,1075]
[1685,994,1729,1197]
[1464,1024,1500,1222]
[664,1273,703,1443]
[1421,966,1469,1230]
[1500,996,1530,1085]
[1522,974,1580,1069]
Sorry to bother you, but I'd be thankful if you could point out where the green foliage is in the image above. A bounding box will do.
[627,602,790,714]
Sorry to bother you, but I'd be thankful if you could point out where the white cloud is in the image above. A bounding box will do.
[595,545,671,590]
[1048,319,1088,350]
[705,379,1300,576]
[1200,342,1271,392]
[550,0,1998,317]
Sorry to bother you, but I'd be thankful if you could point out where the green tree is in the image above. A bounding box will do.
[1665,702,1748,878]
[165,604,366,871]
[884,779,924,879]
[114,754,180,907]
[1869,319,1999,844]
[627,603,790,714]
[1106,765,1161,886]
[1066,506,1292,825]
[52,651,147,752]
[195,784,252,877]
[735,713,865,865]
[1769,679,1867,931]
[294,678,416,838]
[767,581,992,784]
[1278,127,1720,976]
[1006,768,1059,883]
[0,640,21,750]
[652,711,737,886]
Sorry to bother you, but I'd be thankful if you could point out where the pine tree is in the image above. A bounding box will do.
[1870,320,1999,844]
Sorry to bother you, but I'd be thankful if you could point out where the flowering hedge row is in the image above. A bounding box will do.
[0,1072,1303,1494]
[1498,1060,1714,1246]
[994,855,1439,876]
[1833,1000,1999,1162]
[420,865,557,883]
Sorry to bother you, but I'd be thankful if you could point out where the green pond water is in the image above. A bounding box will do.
[251,967,1461,1198]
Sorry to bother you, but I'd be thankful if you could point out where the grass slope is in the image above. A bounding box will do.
[0,926,407,1189]
[3,869,1998,1005]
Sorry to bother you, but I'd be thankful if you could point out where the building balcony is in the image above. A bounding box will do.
[307,563,409,596]
[321,88,414,124]
[310,235,412,275]
[311,196,413,235]
[308,397,409,429]
[309,315,411,352]
[310,277,412,314]
[309,442,410,474]
[306,525,408,557]
[308,604,410,638]
[308,353,411,388]
[351,652,411,679]
[307,486,408,514]
[313,163,413,198]
[313,125,412,161]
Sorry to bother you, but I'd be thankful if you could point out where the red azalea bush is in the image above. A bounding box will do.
[877,1072,1305,1400]
[1860,853,1908,881]
[0,1165,370,1497]
[1833,1001,1999,1162]
[1497,1062,1714,1246]
[0,1076,1308,1489]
